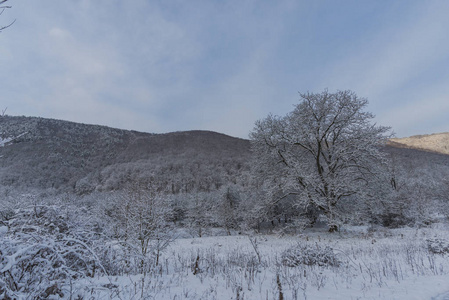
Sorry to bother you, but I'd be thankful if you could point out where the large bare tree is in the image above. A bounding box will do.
[250,90,392,232]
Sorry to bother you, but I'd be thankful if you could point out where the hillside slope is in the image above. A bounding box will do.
[389,132,449,155]
[1,115,447,198]
[0,116,251,196]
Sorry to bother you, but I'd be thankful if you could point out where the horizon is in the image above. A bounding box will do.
[4,113,449,140]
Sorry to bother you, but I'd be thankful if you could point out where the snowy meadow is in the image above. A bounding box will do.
[98,227,449,300]
[2,198,448,300]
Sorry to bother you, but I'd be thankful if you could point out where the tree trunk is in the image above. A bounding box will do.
[326,201,338,232]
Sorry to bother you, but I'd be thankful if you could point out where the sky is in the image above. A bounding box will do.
[1,0,449,139]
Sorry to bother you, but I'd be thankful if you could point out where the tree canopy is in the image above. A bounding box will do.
[250,90,392,231]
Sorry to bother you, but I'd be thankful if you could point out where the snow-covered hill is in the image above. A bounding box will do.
[0,115,251,196]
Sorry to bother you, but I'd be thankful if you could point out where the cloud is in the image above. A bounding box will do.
[317,1,449,135]
[324,2,448,90]
[2,0,448,138]
[3,0,203,133]
[48,27,69,39]
[379,94,449,137]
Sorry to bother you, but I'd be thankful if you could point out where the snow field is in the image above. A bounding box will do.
[66,226,449,300]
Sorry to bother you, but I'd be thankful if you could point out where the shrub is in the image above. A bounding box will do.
[427,238,449,255]
[281,243,340,267]
[0,204,107,298]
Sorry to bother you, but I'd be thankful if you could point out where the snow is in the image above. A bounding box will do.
[433,291,449,300]
[58,226,449,299]
[2,201,449,299]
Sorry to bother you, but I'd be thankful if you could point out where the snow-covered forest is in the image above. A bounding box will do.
[1,91,449,299]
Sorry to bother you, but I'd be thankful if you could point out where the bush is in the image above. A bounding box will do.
[427,238,449,255]
[281,243,340,267]
[379,213,412,228]
[0,203,108,298]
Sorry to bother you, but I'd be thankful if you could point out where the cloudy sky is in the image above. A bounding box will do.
[1,1,448,139]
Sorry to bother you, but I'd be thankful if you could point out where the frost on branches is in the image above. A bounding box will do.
[106,182,175,273]
[250,90,392,232]
[0,203,107,299]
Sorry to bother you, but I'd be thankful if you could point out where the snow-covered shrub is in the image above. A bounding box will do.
[379,213,413,228]
[427,238,449,255]
[0,203,107,298]
[97,241,135,276]
[1,236,84,299]
[281,243,340,267]
[103,185,175,274]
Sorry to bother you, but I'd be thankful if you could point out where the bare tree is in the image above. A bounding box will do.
[186,192,213,237]
[216,184,240,235]
[110,182,174,272]
[250,90,392,232]
[0,0,15,32]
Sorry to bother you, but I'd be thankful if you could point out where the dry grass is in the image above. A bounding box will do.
[389,132,449,155]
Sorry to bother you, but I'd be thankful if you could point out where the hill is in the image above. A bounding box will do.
[1,115,448,199]
[0,116,251,196]
[389,132,449,155]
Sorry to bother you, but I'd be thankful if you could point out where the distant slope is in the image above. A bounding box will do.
[389,132,449,155]
[1,115,447,198]
[0,116,251,195]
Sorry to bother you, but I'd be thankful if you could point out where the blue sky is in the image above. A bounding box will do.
[1,0,449,139]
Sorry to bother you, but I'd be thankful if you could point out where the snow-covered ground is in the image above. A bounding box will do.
[65,225,449,300]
